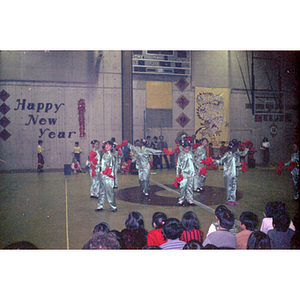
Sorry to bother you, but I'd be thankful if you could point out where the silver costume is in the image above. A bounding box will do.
[113,148,123,188]
[285,150,299,200]
[176,151,196,203]
[97,151,117,210]
[88,148,101,197]
[193,145,207,191]
[215,148,249,203]
[127,143,162,194]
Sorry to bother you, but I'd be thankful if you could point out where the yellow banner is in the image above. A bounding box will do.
[146,81,172,109]
[194,87,231,147]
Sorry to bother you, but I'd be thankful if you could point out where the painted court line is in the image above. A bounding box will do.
[65,178,70,250]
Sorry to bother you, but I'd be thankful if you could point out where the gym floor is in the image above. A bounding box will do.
[0,165,298,250]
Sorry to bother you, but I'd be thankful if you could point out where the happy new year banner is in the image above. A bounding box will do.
[194,87,231,147]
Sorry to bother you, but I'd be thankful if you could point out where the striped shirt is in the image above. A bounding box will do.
[160,238,186,250]
[180,229,204,243]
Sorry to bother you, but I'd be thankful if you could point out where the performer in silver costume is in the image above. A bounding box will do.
[193,138,208,192]
[88,140,101,198]
[284,143,299,200]
[176,140,196,206]
[112,143,123,189]
[96,141,117,212]
[127,139,162,196]
[214,139,249,205]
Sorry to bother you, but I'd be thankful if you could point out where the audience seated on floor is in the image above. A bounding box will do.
[267,212,295,249]
[147,212,168,247]
[120,211,148,249]
[235,211,258,250]
[180,211,204,244]
[183,239,202,250]
[206,205,239,236]
[83,231,120,249]
[202,209,236,249]
[160,218,186,250]
[78,201,297,250]
[247,231,271,249]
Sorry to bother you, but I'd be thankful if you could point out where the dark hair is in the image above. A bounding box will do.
[93,222,109,234]
[239,211,258,231]
[105,140,114,152]
[162,218,184,240]
[152,212,167,229]
[140,138,147,146]
[181,139,191,148]
[38,140,43,145]
[247,231,271,249]
[85,231,120,249]
[109,230,122,244]
[203,244,220,250]
[4,241,38,249]
[111,137,116,143]
[273,213,290,232]
[146,136,151,139]
[125,211,144,230]
[218,210,235,230]
[75,142,79,145]
[183,239,202,250]
[181,211,200,231]
[159,135,164,139]
[265,202,279,218]
[134,139,140,146]
[201,138,208,144]
[142,246,161,250]
[153,136,158,140]
[91,139,100,145]
[263,137,269,142]
[215,205,228,219]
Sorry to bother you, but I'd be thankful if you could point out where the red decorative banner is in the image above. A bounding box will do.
[78,99,86,138]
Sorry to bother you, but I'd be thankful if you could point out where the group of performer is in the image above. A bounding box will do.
[36,135,299,210]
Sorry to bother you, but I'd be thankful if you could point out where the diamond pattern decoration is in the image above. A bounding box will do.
[0,116,11,128]
[0,89,10,102]
[175,78,189,92]
[176,113,190,128]
[0,103,10,115]
[0,129,11,141]
[176,95,190,110]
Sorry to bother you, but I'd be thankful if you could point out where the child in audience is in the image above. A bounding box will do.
[183,240,202,250]
[206,205,239,236]
[180,211,204,244]
[267,212,295,249]
[160,218,186,250]
[235,211,258,249]
[121,211,148,249]
[202,209,236,249]
[147,212,168,247]
[247,231,271,249]
[260,201,295,233]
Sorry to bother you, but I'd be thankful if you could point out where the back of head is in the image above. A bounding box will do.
[4,241,38,249]
[218,210,235,230]
[273,212,290,232]
[247,231,271,249]
[215,205,228,219]
[162,218,183,240]
[93,222,110,234]
[125,211,144,230]
[152,212,167,228]
[86,232,120,250]
[181,211,200,231]
[183,239,202,250]
[265,202,279,218]
[239,211,258,231]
